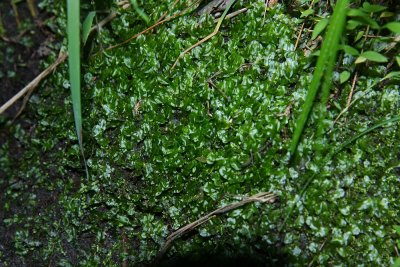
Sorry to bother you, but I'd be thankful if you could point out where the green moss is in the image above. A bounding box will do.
[1,0,399,266]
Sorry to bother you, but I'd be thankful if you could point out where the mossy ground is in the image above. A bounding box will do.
[1,0,399,266]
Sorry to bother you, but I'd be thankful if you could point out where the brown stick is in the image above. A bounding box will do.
[294,22,305,51]
[346,72,358,110]
[0,51,67,115]
[154,192,276,263]
[215,7,247,22]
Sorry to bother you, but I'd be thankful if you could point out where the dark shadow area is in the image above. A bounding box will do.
[156,245,288,267]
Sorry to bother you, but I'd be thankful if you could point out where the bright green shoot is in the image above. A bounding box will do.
[289,0,349,157]
[67,0,88,176]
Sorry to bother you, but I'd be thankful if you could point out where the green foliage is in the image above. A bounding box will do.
[1,0,399,266]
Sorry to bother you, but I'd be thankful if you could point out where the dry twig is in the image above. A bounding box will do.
[154,192,277,263]
[0,51,67,115]
[294,22,305,51]
[346,72,358,109]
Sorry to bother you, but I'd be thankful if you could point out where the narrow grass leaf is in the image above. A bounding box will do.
[82,11,96,45]
[289,0,349,156]
[130,0,150,23]
[383,71,400,80]
[332,116,400,156]
[67,0,87,175]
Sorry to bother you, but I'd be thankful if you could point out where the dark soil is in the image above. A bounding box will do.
[0,2,62,266]
[0,0,54,117]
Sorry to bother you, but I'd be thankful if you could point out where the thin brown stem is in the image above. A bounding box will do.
[294,22,305,51]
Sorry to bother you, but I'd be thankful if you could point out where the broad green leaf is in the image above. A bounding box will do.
[383,22,400,33]
[361,2,387,13]
[394,225,400,234]
[396,56,400,67]
[358,51,388,63]
[82,11,96,45]
[339,71,350,84]
[343,45,359,56]
[301,8,314,18]
[312,18,329,40]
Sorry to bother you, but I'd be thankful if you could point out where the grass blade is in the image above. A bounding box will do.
[67,0,88,176]
[130,0,150,23]
[289,0,349,157]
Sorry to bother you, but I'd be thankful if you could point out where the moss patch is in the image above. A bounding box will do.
[1,0,399,266]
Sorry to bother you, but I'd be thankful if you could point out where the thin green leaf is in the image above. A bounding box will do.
[347,8,368,18]
[383,22,400,33]
[339,71,350,84]
[333,116,400,156]
[82,11,96,45]
[290,0,348,156]
[67,0,88,176]
[130,0,149,23]
[358,51,388,63]
[383,71,400,80]
[312,18,329,40]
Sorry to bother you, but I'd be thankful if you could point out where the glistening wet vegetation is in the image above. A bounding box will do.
[1,0,399,266]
